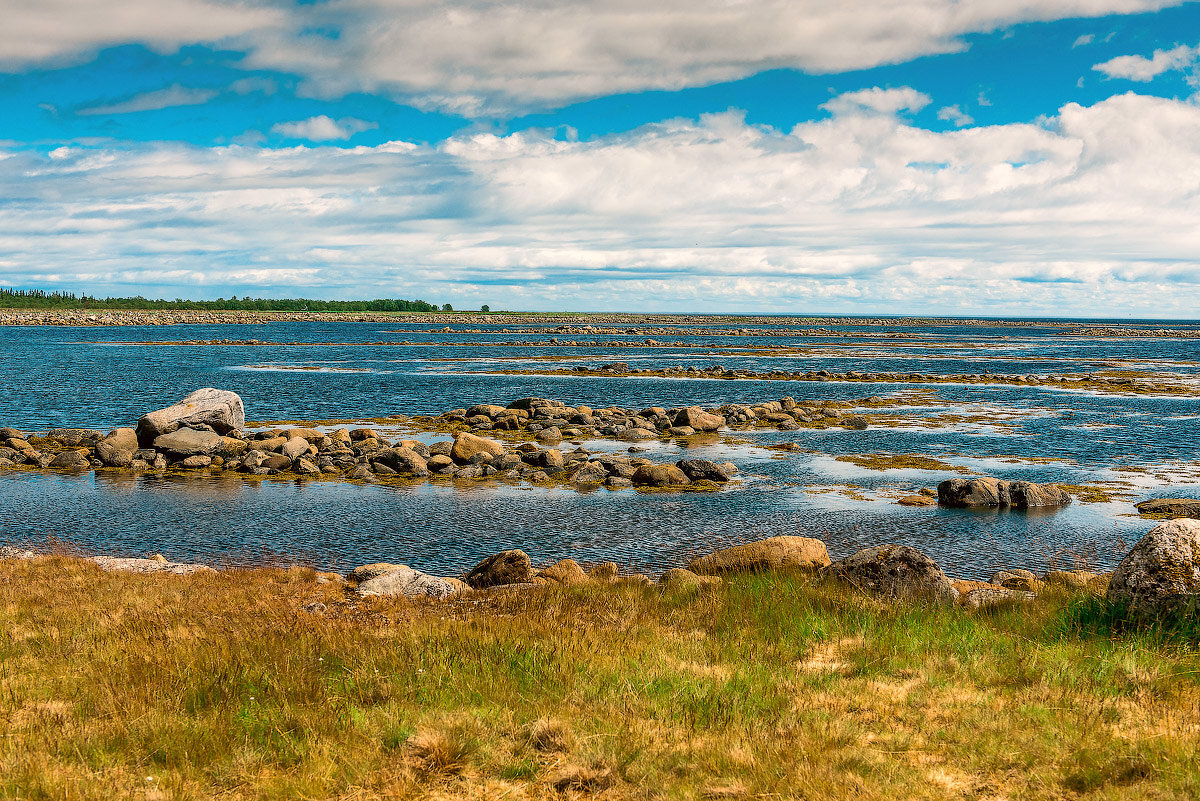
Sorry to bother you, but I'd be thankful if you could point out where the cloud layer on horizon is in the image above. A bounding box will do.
[3,89,1199,314]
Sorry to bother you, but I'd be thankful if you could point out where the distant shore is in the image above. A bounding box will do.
[2,307,1199,333]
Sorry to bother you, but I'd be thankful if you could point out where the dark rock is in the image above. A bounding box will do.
[937,477,1071,509]
[631,464,690,487]
[822,545,957,604]
[48,450,90,471]
[1135,498,1200,519]
[675,459,731,482]
[466,549,534,589]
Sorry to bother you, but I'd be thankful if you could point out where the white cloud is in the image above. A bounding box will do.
[270,116,378,141]
[1073,33,1096,47]
[3,91,1200,314]
[936,105,974,127]
[0,0,1185,114]
[822,87,931,116]
[76,85,218,116]
[0,0,279,67]
[1093,42,1200,81]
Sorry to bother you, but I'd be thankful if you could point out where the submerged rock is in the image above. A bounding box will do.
[1107,519,1200,620]
[937,477,1071,509]
[1135,498,1200,519]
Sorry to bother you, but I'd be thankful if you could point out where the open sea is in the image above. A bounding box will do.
[2,318,1199,580]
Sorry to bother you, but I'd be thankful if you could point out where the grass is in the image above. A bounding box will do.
[1,557,1198,800]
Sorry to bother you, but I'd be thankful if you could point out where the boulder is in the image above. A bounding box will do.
[355,565,459,599]
[570,461,608,485]
[990,569,1040,592]
[822,545,957,604]
[153,428,223,457]
[179,455,212,469]
[349,563,403,583]
[48,450,90,470]
[536,559,591,585]
[87,555,216,575]
[589,562,619,581]
[675,459,732,483]
[467,404,508,419]
[961,586,1034,611]
[631,464,690,487]
[281,436,310,460]
[373,446,429,477]
[1107,519,1200,619]
[671,406,725,432]
[466,549,534,588]
[1135,498,1200,519]
[94,427,139,467]
[216,437,248,458]
[658,568,721,591]
[937,477,1071,509]
[1045,570,1104,591]
[137,388,244,444]
[688,536,830,575]
[450,432,505,464]
[897,494,937,506]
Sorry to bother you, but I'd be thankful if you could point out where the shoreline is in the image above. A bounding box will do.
[1,306,1199,333]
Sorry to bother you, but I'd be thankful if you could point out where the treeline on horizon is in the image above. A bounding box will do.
[0,288,463,313]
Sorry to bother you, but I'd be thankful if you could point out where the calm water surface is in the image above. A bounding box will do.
[1,319,1198,579]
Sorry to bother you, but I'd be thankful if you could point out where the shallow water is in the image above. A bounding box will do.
[2,319,1198,579]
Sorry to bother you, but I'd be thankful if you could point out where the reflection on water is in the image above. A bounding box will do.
[1,319,1198,578]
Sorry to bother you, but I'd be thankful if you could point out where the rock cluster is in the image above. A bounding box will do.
[1,391,746,492]
[442,395,867,436]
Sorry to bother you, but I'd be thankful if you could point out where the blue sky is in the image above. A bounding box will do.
[2,0,1200,314]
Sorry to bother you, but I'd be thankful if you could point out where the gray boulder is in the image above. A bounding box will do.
[153,427,223,457]
[49,450,90,471]
[137,388,244,445]
[1107,519,1200,619]
[87,555,216,575]
[570,461,608,485]
[822,544,958,604]
[938,477,1071,509]
[355,565,459,599]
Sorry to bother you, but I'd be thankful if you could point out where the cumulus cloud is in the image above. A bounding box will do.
[270,116,378,141]
[936,105,974,127]
[3,91,1200,313]
[1093,42,1200,80]
[0,0,1185,114]
[822,87,931,116]
[76,85,218,116]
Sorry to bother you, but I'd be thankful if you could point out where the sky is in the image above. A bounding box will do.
[2,1,1200,315]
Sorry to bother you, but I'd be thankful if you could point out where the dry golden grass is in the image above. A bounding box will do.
[1,555,1198,800]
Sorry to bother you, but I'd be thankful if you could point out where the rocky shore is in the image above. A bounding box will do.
[6,518,1197,622]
